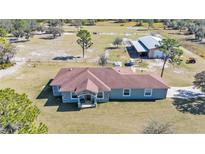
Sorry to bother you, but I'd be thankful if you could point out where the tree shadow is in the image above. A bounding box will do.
[168,32,185,35]
[174,89,205,99]
[36,79,80,112]
[105,47,118,50]
[52,56,81,61]
[12,39,29,43]
[172,89,205,115]
[39,36,55,40]
[185,38,201,42]
[172,97,205,115]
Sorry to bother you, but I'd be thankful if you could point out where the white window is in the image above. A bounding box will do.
[97,92,104,99]
[144,89,152,97]
[71,92,78,99]
[123,89,131,96]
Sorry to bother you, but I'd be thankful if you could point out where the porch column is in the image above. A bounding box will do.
[77,97,81,108]
[94,95,97,107]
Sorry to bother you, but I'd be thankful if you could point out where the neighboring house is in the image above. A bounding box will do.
[131,36,165,58]
[50,67,169,108]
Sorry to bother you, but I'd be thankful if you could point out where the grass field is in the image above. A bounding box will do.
[1,21,205,133]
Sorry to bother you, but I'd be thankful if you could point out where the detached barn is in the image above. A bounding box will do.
[131,36,165,58]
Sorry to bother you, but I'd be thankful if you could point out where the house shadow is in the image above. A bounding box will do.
[36,79,80,112]
[52,56,81,61]
[109,99,156,103]
[172,89,205,115]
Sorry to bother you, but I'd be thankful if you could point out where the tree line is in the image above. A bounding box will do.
[164,19,205,41]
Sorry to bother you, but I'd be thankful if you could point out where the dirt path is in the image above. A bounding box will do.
[0,58,25,79]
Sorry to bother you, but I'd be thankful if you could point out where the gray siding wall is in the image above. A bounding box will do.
[52,86,61,96]
[61,91,110,103]
[52,88,167,103]
[96,91,110,102]
[62,92,78,103]
[109,88,167,100]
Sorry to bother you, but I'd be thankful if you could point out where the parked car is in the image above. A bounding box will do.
[113,61,122,67]
[186,57,196,64]
[125,59,135,67]
[9,38,18,44]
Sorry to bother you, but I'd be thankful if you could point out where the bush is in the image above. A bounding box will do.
[0,62,15,70]
[98,54,107,66]
[143,121,173,134]
[113,37,123,48]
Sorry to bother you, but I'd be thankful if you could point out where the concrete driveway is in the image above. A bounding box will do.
[167,86,205,99]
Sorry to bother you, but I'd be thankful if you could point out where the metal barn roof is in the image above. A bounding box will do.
[131,40,148,52]
[138,36,162,49]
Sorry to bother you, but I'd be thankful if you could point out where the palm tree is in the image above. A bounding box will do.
[158,38,183,77]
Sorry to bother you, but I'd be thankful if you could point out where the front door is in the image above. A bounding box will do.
[85,95,91,103]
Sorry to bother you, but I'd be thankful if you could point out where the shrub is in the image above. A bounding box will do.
[0,62,15,70]
[143,121,173,134]
[98,54,107,66]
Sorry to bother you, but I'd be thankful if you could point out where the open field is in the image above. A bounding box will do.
[1,61,205,133]
[1,21,205,133]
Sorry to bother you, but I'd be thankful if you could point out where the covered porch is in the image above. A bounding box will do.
[77,91,97,108]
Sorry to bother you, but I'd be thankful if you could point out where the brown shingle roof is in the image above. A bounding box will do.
[50,67,169,93]
[75,78,98,94]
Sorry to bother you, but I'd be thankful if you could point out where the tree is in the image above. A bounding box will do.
[195,28,204,41]
[48,19,63,27]
[0,28,7,37]
[0,88,48,134]
[193,71,205,93]
[147,19,154,30]
[143,121,173,134]
[76,29,93,58]
[187,22,196,34]
[177,20,186,32]
[12,19,30,38]
[0,38,16,64]
[71,20,82,30]
[113,37,122,48]
[48,27,62,39]
[47,20,63,39]
[0,20,13,33]
[158,38,183,77]
[98,54,107,66]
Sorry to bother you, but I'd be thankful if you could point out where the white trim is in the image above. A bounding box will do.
[123,89,131,96]
[70,92,78,100]
[144,89,152,97]
[97,92,104,99]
